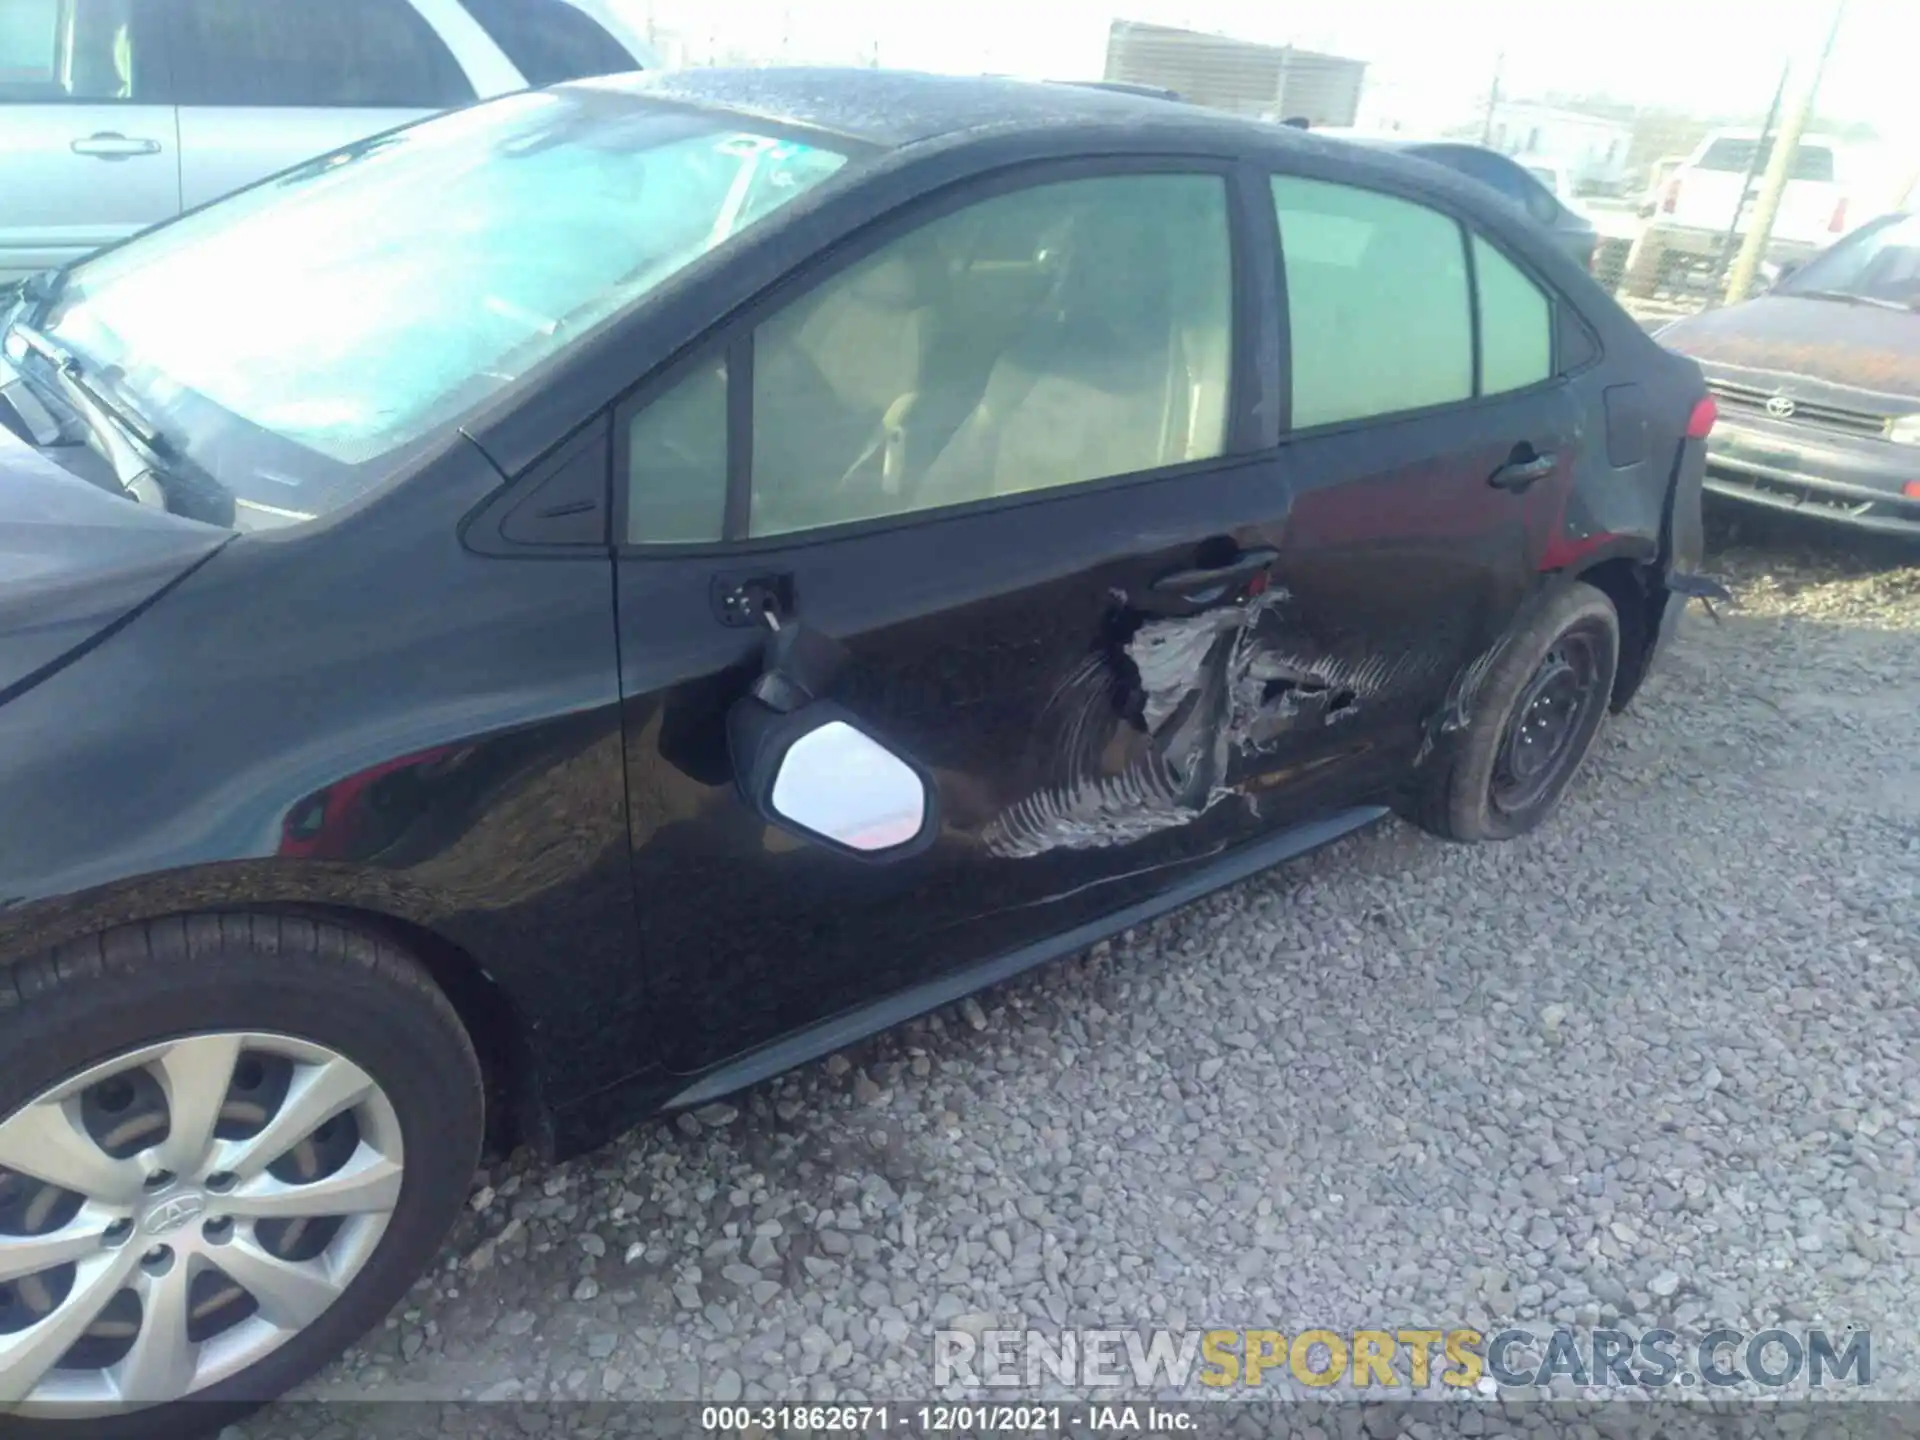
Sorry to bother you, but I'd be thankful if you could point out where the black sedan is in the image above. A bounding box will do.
[1318,134,1602,273]
[0,69,1711,1429]
[1657,212,1920,535]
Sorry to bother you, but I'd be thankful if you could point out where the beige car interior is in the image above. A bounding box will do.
[748,177,1232,537]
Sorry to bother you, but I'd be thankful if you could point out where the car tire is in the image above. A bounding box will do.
[1403,583,1620,844]
[1620,229,1668,299]
[0,914,482,1439]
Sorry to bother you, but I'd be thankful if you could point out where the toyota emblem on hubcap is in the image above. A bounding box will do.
[144,1192,207,1235]
[1766,394,1797,418]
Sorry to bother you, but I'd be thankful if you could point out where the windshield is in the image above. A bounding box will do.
[1781,212,1920,309]
[23,87,853,527]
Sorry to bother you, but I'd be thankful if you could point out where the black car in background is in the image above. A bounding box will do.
[0,69,1710,1430]
[1657,212,1920,535]
[1323,134,1602,273]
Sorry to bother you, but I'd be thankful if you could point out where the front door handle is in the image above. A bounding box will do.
[71,133,162,160]
[1151,547,1281,604]
[1489,452,1558,492]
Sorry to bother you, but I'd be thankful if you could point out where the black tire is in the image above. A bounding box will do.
[1404,583,1620,843]
[0,914,482,1440]
[1619,230,1668,300]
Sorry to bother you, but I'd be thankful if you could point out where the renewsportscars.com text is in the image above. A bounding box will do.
[934,1326,1872,1391]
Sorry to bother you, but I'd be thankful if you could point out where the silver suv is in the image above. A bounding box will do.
[0,0,659,284]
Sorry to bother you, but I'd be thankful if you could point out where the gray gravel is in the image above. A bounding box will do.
[239,507,1920,1427]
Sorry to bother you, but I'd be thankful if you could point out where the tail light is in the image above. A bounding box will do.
[1829,195,1849,233]
[1686,396,1719,439]
[1660,176,1681,215]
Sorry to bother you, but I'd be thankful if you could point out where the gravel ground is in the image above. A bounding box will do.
[236,505,1920,1432]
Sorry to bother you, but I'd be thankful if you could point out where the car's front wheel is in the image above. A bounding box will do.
[0,915,482,1437]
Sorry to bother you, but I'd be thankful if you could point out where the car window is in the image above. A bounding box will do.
[43,94,855,526]
[0,0,153,102]
[623,172,1235,543]
[627,354,729,544]
[457,0,637,86]
[1272,175,1472,429]
[170,0,473,108]
[1473,234,1552,394]
[1699,138,1835,184]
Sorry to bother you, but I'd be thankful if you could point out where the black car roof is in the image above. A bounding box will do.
[593,65,1302,153]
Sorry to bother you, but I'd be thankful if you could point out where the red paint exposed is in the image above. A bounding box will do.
[1536,480,1617,571]
[277,744,465,858]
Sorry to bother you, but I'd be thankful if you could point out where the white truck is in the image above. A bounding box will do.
[1619,128,1854,298]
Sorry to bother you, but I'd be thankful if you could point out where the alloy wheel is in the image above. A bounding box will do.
[0,1033,404,1412]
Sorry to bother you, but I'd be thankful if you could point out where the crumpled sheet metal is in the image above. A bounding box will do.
[982,588,1419,859]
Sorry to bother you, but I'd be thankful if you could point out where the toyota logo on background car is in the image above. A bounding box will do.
[1766,395,1799,419]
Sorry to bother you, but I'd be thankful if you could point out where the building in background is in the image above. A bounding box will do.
[1481,101,1635,194]
[1102,20,1365,126]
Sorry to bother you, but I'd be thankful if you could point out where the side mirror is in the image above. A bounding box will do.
[728,700,939,860]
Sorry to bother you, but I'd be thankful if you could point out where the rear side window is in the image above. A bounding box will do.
[170,0,474,108]
[1699,138,1834,183]
[1473,235,1552,394]
[0,0,159,102]
[458,0,638,86]
[1272,175,1472,428]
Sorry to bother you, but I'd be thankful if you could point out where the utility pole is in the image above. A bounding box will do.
[1481,51,1504,146]
[1899,167,1920,210]
[1724,0,1849,304]
[1713,62,1790,281]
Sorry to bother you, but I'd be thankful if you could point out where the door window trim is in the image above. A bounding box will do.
[611,153,1273,556]
[1263,160,1586,444]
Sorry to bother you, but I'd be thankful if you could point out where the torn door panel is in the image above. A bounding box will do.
[982,586,1431,859]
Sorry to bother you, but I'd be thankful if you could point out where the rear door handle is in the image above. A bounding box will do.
[1489,453,1558,492]
[71,133,162,160]
[1151,547,1280,604]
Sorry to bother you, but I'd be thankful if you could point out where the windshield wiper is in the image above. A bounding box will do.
[5,321,172,504]
[1794,288,1917,313]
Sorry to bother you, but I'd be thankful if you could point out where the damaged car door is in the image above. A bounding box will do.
[1259,172,1585,773]
[613,163,1369,1073]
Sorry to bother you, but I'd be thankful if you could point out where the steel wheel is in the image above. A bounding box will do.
[1489,622,1609,816]
[0,1033,404,1413]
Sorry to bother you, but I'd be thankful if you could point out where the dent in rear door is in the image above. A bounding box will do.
[1261,177,1584,772]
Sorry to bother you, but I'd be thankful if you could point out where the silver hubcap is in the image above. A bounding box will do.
[0,1033,404,1412]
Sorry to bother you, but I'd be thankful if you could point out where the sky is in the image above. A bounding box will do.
[608,0,1920,146]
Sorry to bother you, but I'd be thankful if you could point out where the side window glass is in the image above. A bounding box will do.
[625,356,728,544]
[1272,175,1472,428]
[457,0,638,86]
[0,0,152,102]
[746,172,1233,539]
[173,0,473,108]
[1473,234,1552,394]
